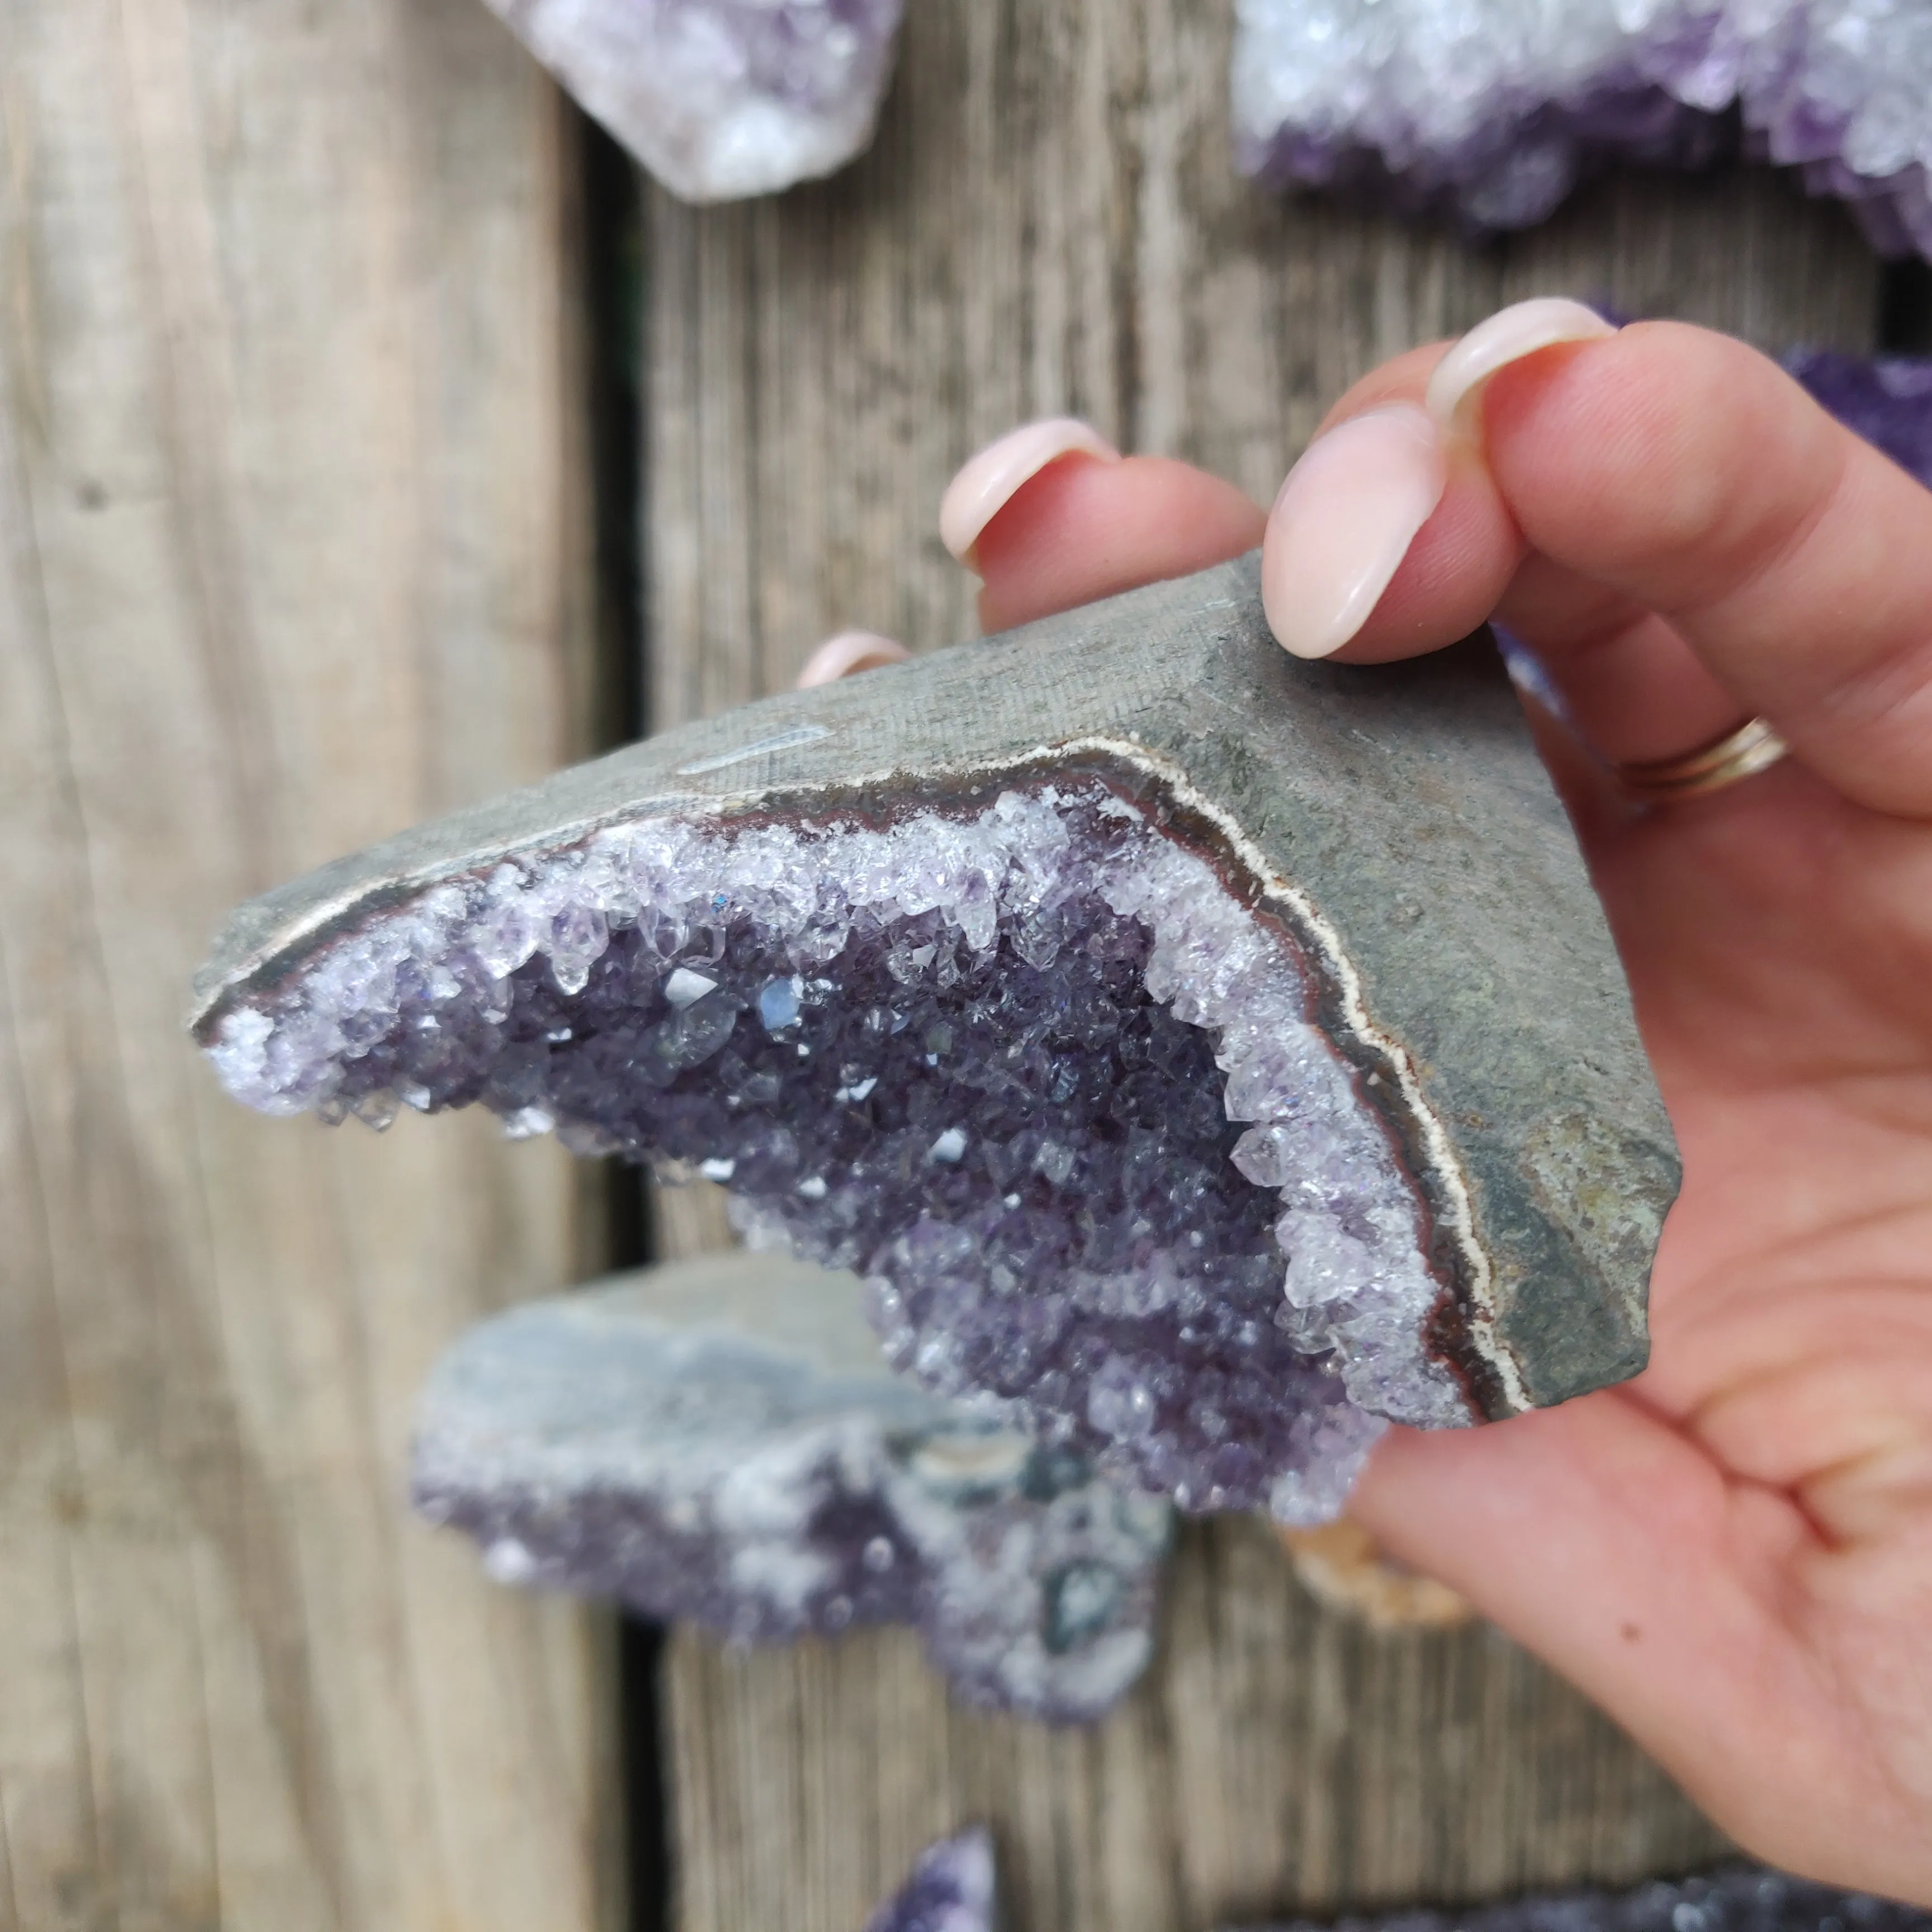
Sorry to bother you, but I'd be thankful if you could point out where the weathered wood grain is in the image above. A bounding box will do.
[0,2,617,1926]
[667,1515,1731,1932]
[640,1,1881,1926]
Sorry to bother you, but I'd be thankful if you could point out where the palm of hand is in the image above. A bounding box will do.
[1431,765,1932,1887]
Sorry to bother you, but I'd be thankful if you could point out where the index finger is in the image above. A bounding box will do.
[1484,320,1932,819]
[1265,311,1932,820]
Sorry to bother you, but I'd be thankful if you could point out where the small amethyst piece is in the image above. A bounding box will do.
[1226,1863,1932,1932]
[864,1829,997,1932]
[1233,1,1932,258]
[482,0,905,202]
[193,558,1675,1524]
[414,1253,1171,1720]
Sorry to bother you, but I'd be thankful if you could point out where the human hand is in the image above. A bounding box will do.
[908,309,1932,1901]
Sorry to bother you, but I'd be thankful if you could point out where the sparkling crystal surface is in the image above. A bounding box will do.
[413,1256,1170,1720]
[212,778,1476,1523]
[1229,1865,1932,1932]
[864,1829,997,1932]
[482,0,904,202]
[1233,0,1932,258]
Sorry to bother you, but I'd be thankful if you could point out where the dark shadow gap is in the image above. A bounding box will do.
[581,112,648,758]
[575,105,669,1932]
[1878,256,1932,354]
[621,1617,672,1932]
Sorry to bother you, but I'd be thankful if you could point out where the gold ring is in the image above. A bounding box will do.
[1614,716,1790,802]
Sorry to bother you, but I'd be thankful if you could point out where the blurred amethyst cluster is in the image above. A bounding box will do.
[864,1840,1931,1932]
[210,780,1471,1526]
[1229,1862,1932,1932]
[484,0,903,201]
[1234,0,1932,257]
[413,1259,1172,1720]
[864,1830,997,1932]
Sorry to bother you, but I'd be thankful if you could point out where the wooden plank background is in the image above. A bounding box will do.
[1,0,1909,1923]
[0,2,619,1927]
[640,3,1883,1930]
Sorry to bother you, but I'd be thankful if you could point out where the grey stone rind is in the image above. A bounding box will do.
[193,555,1675,1414]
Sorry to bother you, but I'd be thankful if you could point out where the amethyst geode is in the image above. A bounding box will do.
[225,778,1431,1520]
[413,1254,1169,1719]
[482,0,903,202]
[1234,1,1932,258]
[192,558,1675,1523]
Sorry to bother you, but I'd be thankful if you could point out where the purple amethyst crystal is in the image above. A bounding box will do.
[1227,1864,1932,1932]
[211,779,1428,1524]
[1233,1,1932,258]
[482,0,905,202]
[864,1830,997,1932]
[413,1254,1169,1720]
[1790,351,1932,490]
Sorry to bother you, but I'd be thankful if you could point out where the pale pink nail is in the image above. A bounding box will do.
[1262,405,1447,661]
[1425,297,1616,432]
[939,418,1121,566]
[794,631,911,688]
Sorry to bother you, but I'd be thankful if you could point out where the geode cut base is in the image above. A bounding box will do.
[414,1253,1169,1721]
[193,556,1677,1523]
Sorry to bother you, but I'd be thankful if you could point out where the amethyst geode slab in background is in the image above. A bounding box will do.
[191,556,1677,1522]
[413,1253,1170,1720]
[482,0,903,202]
[1227,1863,1932,1932]
[1233,0,1932,258]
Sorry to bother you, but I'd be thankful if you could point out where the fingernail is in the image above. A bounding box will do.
[939,418,1120,567]
[1262,404,1446,661]
[794,630,911,688]
[1425,297,1616,432]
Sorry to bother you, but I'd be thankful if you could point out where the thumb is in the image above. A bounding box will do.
[1263,301,1932,816]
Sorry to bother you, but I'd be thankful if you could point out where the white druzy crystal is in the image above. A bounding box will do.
[1234,0,1932,255]
[211,778,1481,1523]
